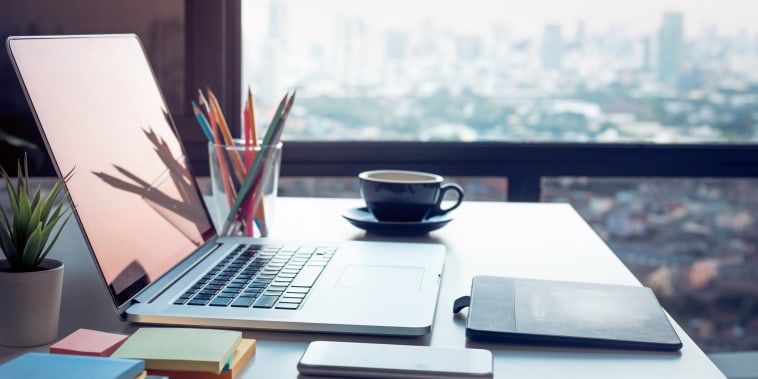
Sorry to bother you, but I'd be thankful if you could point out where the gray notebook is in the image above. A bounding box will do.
[455,276,682,351]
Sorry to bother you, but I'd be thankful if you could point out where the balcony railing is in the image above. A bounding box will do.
[213,141,758,202]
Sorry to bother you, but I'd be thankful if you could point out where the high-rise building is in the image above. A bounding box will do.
[541,24,563,70]
[642,35,653,71]
[658,12,684,86]
[456,34,483,61]
[268,0,288,46]
[384,29,409,61]
[333,17,368,88]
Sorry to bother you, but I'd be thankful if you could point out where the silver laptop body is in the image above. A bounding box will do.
[6,34,445,336]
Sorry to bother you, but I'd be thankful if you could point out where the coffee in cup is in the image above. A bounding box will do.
[358,169,464,222]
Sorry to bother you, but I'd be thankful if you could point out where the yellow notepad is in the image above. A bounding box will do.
[111,327,242,374]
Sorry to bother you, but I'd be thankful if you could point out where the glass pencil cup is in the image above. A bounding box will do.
[208,139,282,237]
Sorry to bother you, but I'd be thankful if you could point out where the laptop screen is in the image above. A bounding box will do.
[7,35,215,307]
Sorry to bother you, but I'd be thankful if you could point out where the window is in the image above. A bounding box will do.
[242,0,758,144]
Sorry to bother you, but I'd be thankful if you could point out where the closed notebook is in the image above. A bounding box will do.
[0,352,144,379]
[455,275,683,351]
[111,327,242,374]
[147,338,256,379]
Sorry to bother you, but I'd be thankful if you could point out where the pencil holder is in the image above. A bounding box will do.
[208,140,282,237]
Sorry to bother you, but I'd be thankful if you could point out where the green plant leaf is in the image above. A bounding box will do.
[37,212,72,265]
[30,183,41,210]
[40,178,66,226]
[13,188,32,252]
[37,199,68,243]
[29,193,43,234]
[20,224,43,269]
[0,156,73,271]
[0,208,20,266]
[1,166,20,223]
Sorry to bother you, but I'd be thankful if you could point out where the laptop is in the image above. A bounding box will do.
[6,34,445,336]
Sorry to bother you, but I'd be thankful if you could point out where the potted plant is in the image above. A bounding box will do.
[0,156,73,346]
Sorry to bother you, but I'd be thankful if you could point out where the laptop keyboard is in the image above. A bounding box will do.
[174,244,335,310]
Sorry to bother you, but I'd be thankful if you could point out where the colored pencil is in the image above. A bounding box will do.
[207,97,236,209]
[207,89,247,180]
[222,92,293,235]
[191,101,214,142]
[245,87,268,236]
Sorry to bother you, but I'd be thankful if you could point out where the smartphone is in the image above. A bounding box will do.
[297,341,493,378]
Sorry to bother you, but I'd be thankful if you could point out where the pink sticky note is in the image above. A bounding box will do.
[50,328,129,357]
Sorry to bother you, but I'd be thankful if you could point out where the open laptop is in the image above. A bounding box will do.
[6,34,445,336]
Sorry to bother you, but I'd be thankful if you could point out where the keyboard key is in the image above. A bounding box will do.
[220,289,241,297]
[231,296,257,307]
[283,292,306,299]
[287,287,309,294]
[188,298,209,306]
[210,296,234,306]
[253,295,279,308]
[276,303,299,310]
[290,266,324,288]
[243,289,262,296]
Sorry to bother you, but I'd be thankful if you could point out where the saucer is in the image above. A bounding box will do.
[341,207,453,236]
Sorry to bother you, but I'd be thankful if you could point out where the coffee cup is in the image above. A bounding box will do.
[358,169,464,222]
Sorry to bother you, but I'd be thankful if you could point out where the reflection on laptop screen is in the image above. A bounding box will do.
[8,35,215,306]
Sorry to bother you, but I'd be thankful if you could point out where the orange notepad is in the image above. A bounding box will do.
[50,328,130,357]
[147,339,256,379]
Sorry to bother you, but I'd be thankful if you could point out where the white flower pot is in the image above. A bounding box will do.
[0,259,64,347]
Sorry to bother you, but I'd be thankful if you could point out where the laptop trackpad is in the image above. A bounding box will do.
[336,265,424,291]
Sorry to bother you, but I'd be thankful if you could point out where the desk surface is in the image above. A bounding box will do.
[0,197,725,378]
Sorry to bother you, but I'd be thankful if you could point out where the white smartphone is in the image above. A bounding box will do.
[297,341,494,378]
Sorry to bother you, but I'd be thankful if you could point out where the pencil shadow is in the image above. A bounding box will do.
[92,126,209,243]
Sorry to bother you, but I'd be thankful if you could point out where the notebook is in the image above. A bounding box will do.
[6,34,445,336]
[454,276,683,351]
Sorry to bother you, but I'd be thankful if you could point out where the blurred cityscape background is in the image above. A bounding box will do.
[243,0,758,353]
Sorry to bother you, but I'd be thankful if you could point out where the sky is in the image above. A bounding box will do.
[246,0,758,43]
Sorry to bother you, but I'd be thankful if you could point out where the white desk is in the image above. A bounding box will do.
[0,197,725,378]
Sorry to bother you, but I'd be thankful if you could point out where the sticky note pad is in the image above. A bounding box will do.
[111,327,242,374]
[147,338,257,379]
[0,352,144,379]
[50,328,130,357]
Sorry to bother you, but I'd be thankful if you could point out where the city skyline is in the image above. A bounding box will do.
[241,0,758,146]
[245,0,758,45]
